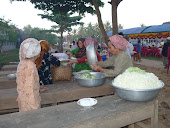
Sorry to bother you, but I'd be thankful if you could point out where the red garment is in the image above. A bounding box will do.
[77,52,102,64]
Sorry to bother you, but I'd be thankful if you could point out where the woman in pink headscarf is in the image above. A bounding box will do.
[17,38,42,112]
[67,37,102,71]
[91,35,133,78]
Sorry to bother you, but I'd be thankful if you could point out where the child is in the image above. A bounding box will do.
[17,38,41,112]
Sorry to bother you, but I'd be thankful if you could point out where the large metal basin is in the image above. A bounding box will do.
[111,80,164,102]
[86,42,98,66]
[75,72,106,87]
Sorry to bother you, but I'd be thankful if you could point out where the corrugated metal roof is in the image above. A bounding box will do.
[142,24,170,33]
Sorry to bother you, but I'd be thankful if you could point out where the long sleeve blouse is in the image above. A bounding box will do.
[38,52,60,85]
[98,51,133,78]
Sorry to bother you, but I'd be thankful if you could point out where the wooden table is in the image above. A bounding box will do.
[0,79,114,114]
[0,95,158,128]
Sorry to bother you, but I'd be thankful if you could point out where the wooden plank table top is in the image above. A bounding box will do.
[1,65,18,71]
[0,95,158,128]
[0,79,114,112]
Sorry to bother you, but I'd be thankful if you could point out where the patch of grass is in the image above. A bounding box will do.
[0,49,19,69]
[141,56,162,61]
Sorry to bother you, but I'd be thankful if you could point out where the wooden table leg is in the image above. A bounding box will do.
[151,100,158,128]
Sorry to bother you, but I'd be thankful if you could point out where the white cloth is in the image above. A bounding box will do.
[21,39,41,59]
[71,45,77,50]
[50,48,56,53]
[126,42,134,59]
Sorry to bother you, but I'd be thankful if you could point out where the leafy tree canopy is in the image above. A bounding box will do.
[0,17,18,43]
[22,25,59,44]
[10,0,104,16]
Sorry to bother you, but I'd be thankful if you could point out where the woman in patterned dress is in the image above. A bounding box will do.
[17,38,41,112]
[35,40,60,85]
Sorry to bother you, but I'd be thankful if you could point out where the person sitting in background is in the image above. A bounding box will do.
[17,38,42,112]
[67,37,102,71]
[71,41,77,50]
[162,37,170,69]
[35,40,60,85]
[91,35,133,78]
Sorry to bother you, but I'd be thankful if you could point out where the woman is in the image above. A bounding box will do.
[35,40,60,85]
[67,37,102,71]
[91,35,133,78]
[17,38,41,112]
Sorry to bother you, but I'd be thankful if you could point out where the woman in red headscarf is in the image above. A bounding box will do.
[91,35,133,78]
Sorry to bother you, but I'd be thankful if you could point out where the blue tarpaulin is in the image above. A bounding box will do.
[142,24,170,33]
[106,24,170,36]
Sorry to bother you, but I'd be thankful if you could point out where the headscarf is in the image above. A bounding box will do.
[75,38,86,58]
[85,37,99,49]
[19,38,41,61]
[109,35,129,51]
[35,40,50,69]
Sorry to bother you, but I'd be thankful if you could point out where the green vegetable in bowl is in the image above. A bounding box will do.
[125,67,146,74]
[79,72,96,79]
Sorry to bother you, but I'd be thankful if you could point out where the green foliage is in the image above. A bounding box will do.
[10,0,104,16]
[22,25,59,44]
[39,12,83,33]
[69,21,112,43]
[118,24,123,30]
[0,18,18,44]
[0,49,19,67]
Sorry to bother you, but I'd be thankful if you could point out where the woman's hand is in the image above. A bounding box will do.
[91,64,104,72]
[67,60,78,65]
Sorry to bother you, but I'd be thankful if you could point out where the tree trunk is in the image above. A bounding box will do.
[92,0,108,46]
[112,0,118,35]
[60,31,63,52]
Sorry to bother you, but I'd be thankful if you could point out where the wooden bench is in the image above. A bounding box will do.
[0,70,16,77]
[0,76,17,89]
[0,79,114,114]
[1,65,18,71]
[0,95,158,128]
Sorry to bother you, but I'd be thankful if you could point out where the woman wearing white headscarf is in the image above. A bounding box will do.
[17,38,41,112]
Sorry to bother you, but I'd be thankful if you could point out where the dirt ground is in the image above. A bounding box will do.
[133,59,170,128]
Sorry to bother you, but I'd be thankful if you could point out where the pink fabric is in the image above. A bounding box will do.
[85,37,99,46]
[109,35,129,51]
[17,60,41,112]
[17,38,41,112]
